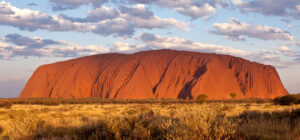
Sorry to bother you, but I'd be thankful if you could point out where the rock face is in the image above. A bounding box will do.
[19,49,288,99]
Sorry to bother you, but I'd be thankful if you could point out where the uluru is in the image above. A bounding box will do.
[19,49,288,99]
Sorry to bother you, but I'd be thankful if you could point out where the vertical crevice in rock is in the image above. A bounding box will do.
[90,55,122,98]
[49,88,53,98]
[177,80,195,99]
[177,64,207,99]
[113,61,141,98]
[152,54,178,95]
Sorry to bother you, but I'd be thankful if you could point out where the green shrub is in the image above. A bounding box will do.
[197,94,208,103]
[229,93,236,99]
[274,94,300,105]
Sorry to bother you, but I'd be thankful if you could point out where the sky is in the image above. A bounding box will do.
[0,0,300,98]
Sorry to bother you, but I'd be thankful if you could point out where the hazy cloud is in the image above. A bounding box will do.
[69,4,190,31]
[233,0,300,19]
[3,34,61,49]
[0,2,188,37]
[0,77,26,98]
[0,1,14,14]
[27,2,37,7]
[50,0,107,11]
[294,54,300,62]
[121,4,189,30]
[120,4,153,19]
[139,33,157,41]
[61,6,120,22]
[296,41,300,47]
[92,18,135,37]
[210,18,294,41]
[277,46,296,56]
[137,32,249,56]
[87,6,120,22]
[121,0,232,19]
[0,34,109,59]
[0,33,298,69]
[111,42,148,53]
[136,33,297,68]
[0,1,89,32]
[175,3,216,19]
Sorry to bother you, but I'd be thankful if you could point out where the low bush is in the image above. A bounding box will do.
[196,94,208,103]
[33,121,115,140]
[274,94,300,105]
[0,125,3,135]
[0,102,12,109]
[229,93,236,99]
[1,136,10,140]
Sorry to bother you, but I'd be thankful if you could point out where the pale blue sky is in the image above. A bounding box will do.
[0,0,299,97]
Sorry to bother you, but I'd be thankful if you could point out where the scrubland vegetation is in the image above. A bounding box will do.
[0,97,299,140]
[274,94,300,105]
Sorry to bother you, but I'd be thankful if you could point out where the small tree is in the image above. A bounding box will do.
[197,94,208,103]
[230,93,237,99]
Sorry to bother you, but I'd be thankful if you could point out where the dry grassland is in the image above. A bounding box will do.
[0,100,299,140]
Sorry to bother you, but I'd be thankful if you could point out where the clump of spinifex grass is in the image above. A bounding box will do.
[0,125,3,135]
[0,102,12,109]
[233,109,300,140]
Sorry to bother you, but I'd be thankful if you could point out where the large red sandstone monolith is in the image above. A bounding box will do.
[19,49,288,99]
